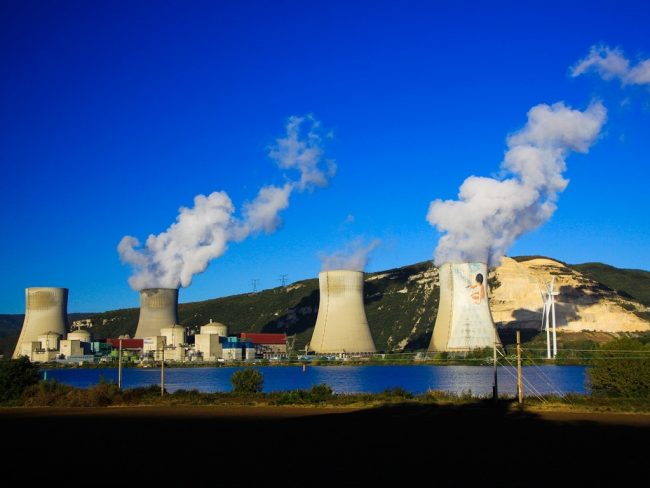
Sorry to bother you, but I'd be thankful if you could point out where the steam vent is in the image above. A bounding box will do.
[309,270,376,354]
[13,287,68,359]
[134,288,179,338]
[428,262,502,352]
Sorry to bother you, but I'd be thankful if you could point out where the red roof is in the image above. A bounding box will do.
[240,333,287,345]
[106,338,144,349]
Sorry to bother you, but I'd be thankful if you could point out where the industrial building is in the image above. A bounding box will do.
[428,262,502,352]
[240,333,288,358]
[194,320,228,361]
[309,270,376,354]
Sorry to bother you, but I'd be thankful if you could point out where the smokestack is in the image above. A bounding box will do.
[429,263,501,352]
[135,288,179,338]
[13,287,68,359]
[309,270,376,354]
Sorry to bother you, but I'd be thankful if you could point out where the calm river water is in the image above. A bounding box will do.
[44,365,588,397]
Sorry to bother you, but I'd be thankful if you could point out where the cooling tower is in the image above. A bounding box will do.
[309,270,376,354]
[12,287,68,359]
[134,288,179,339]
[428,262,502,352]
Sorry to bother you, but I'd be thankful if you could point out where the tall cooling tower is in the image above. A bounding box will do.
[134,288,179,339]
[309,270,376,354]
[13,287,68,359]
[428,262,502,352]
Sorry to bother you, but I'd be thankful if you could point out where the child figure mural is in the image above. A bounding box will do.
[467,273,486,304]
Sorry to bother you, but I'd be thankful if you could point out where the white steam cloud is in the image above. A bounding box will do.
[119,115,335,290]
[572,44,650,86]
[427,101,607,266]
[319,239,381,272]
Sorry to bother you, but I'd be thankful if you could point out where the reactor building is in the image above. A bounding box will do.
[134,288,179,339]
[309,270,376,354]
[12,287,69,359]
[428,262,502,352]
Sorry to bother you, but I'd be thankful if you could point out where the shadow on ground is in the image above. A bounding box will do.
[1,400,646,486]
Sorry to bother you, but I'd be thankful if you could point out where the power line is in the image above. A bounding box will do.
[251,279,259,293]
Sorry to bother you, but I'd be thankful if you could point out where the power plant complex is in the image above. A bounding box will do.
[12,286,288,364]
[12,262,505,364]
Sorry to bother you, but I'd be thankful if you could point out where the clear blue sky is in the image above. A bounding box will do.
[1,0,649,313]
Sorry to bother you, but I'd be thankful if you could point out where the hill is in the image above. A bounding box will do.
[1,258,648,356]
[570,263,650,309]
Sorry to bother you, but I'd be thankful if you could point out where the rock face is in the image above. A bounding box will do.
[490,257,650,333]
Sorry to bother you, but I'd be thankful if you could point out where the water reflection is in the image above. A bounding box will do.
[45,365,588,397]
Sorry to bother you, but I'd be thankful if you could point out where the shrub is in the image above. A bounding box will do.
[589,338,650,398]
[309,383,333,402]
[231,368,264,394]
[0,357,40,404]
[382,387,413,399]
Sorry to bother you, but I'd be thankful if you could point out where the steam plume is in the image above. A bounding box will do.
[571,44,650,86]
[319,239,381,272]
[427,101,606,266]
[119,115,334,290]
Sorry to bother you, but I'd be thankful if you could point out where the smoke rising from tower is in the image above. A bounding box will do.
[319,239,381,272]
[427,101,606,266]
[119,115,335,290]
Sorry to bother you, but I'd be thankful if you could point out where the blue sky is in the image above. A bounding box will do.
[1,0,649,313]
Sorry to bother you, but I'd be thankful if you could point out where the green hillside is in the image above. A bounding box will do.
[571,263,650,308]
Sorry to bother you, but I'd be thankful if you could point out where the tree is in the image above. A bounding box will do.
[0,357,40,403]
[231,368,264,394]
[588,337,650,397]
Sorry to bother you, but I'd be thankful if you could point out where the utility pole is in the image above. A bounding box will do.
[251,279,259,293]
[516,330,523,405]
[118,339,123,390]
[492,325,498,403]
[161,346,165,397]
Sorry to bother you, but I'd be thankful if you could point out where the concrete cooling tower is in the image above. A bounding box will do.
[13,287,68,359]
[429,262,502,352]
[309,270,376,354]
[134,288,179,339]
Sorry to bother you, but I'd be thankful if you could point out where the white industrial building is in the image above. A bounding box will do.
[194,320,228,361]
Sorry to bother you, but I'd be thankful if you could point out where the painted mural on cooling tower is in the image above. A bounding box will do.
[446,262,495,350]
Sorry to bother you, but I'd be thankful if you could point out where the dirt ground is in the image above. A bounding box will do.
[2,403,648,486]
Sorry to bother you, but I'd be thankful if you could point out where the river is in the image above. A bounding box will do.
[44,364,588,397]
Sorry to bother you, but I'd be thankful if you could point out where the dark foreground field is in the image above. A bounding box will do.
[1,403,648,486]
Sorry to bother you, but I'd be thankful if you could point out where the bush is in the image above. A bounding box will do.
[382,387,413,399]
[0,357,40,404]
[309,383,333,402]
[589,338,650,397]
[231,368,264,394]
